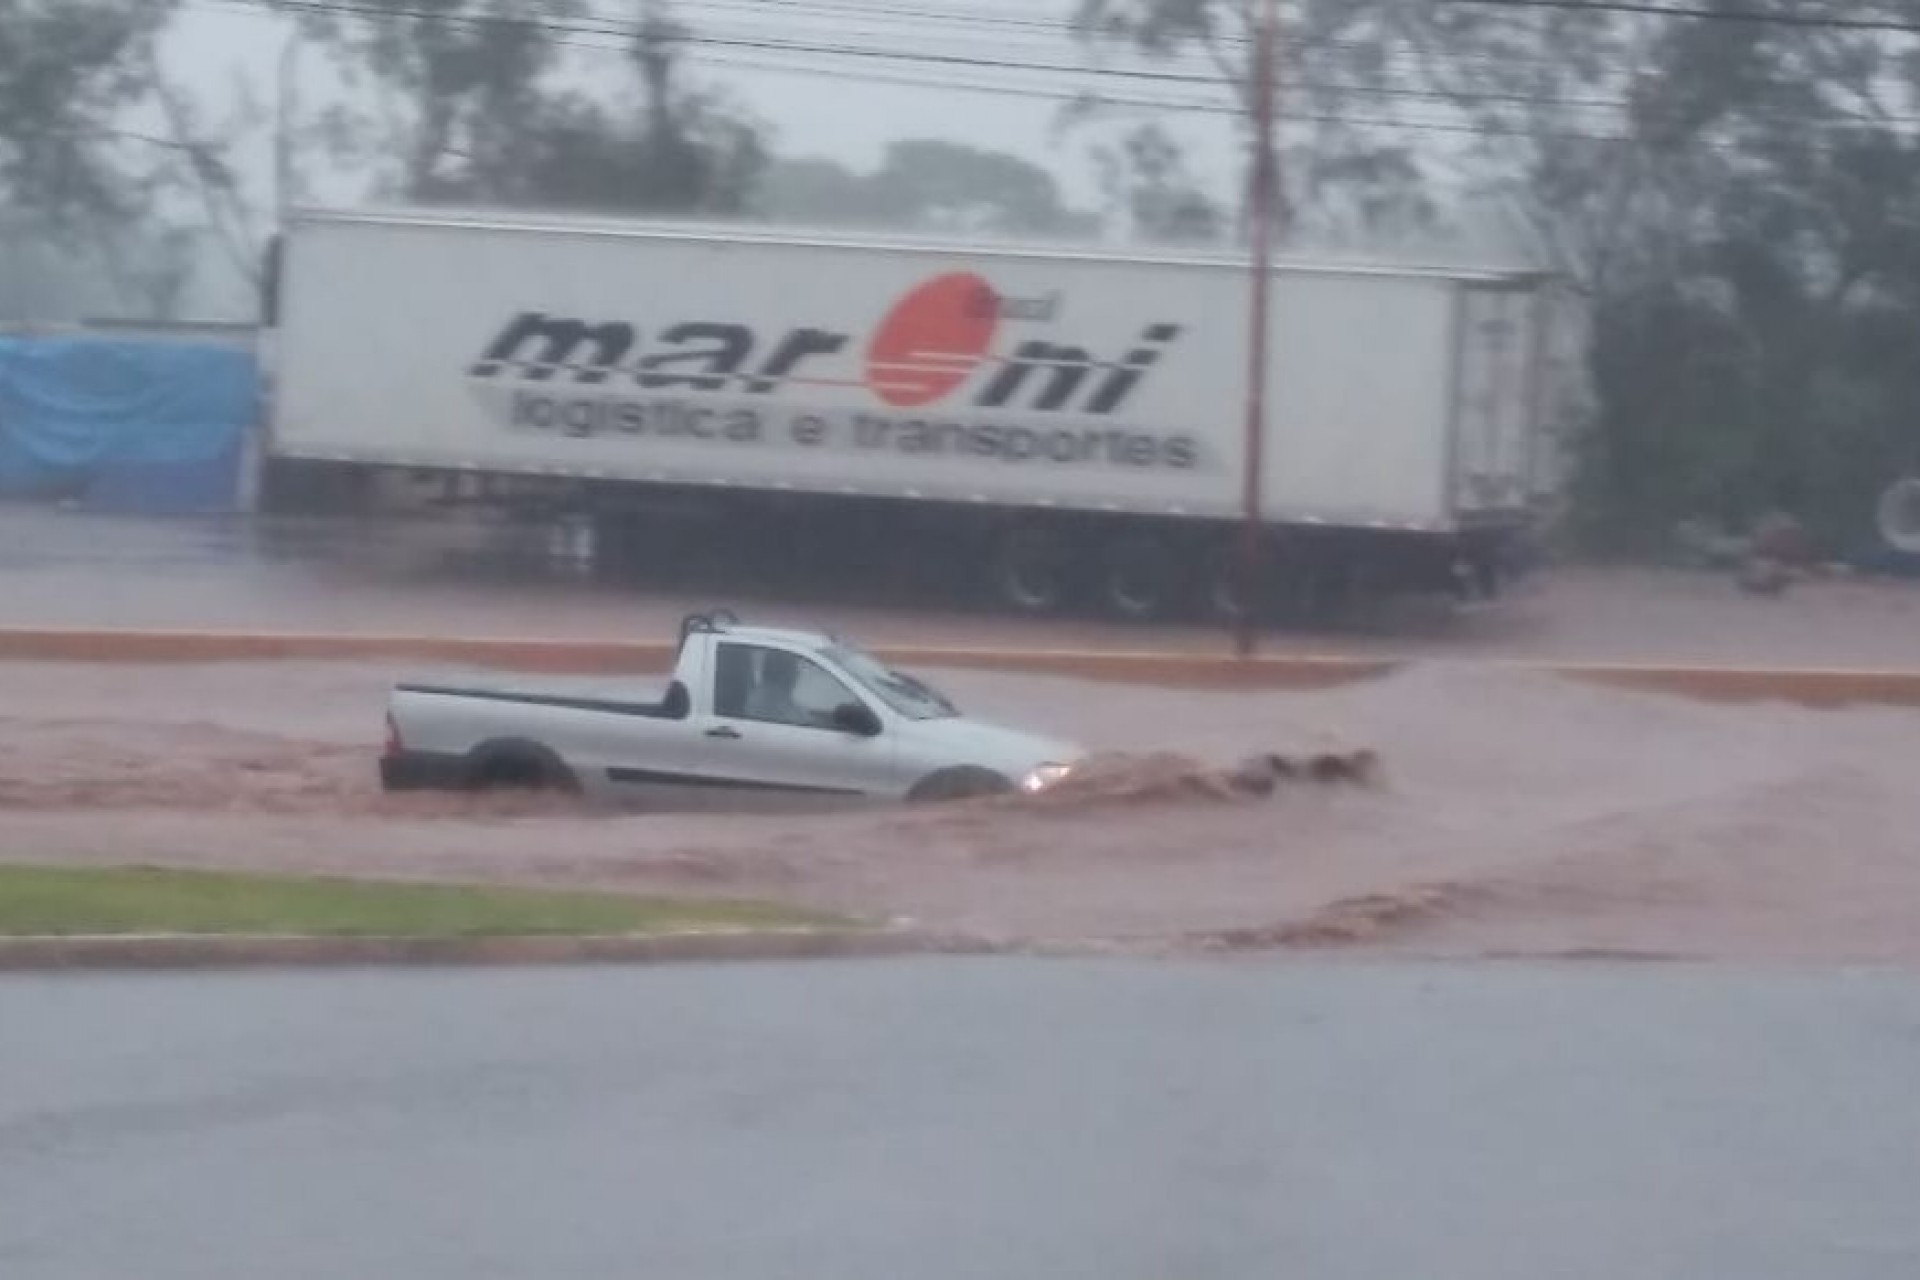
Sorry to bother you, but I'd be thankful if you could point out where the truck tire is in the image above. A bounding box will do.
[1099,532,1181,622]
[908,766,1015,803]
[1200,540,1258,624]
[466,740,580,794]
[991,525,1074,615]
[1203,538,1330,625]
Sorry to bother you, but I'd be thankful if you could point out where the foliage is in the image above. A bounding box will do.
[288,0,764,216]
[761,139,1101,237]
[1073,0,1920,554]
[0,0,177,226]
[0,0,266,318]
[1092,122,1227,243]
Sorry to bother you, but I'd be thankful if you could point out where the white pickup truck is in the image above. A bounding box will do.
[380,611,1083,807]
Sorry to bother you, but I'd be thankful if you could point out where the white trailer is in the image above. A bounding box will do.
[260,206,1575,620]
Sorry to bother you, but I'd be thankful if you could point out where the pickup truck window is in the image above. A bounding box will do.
[824,644,958,721]
[715,642,862,732]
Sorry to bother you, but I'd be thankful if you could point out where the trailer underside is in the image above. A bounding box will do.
[260,456,1539,625]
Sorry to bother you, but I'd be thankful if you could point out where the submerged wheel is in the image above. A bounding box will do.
[467,741,580,794]
[1099,532,1181,622]
[991,525,1075,615]
[907,766,1014,803]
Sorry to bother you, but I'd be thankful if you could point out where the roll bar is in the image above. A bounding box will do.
[677,609,740,652]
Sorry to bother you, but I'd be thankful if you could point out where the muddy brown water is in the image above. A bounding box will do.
[4,658,1918,962]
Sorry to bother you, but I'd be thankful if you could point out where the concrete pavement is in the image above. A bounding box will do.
[4,957,1917,1280]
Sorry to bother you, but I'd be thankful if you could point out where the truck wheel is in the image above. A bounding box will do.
[1200,541,1258,624]
[1203,539,1328,625]
[991,525,1074,615]
[1100,533,1180,622]
[467,741,580,794]
[908,766,1015,803]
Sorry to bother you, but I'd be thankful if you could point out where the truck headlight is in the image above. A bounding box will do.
[1021,762,1074,794]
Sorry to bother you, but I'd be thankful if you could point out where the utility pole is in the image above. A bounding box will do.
[1235,0,1281,658]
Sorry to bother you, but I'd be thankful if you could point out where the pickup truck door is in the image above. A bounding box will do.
[683,641,901,808]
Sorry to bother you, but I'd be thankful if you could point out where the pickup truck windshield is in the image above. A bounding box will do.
[823,644,959,721]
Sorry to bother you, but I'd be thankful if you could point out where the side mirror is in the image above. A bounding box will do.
[832,702,883,738]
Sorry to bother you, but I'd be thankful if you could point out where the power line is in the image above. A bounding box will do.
[670,0,1644,87]
[675,13,1657,114]
[203,0,1920,142]
[252,0,1244,85]
[669,0,1125,41]
[216,0,1634,140]
[1441,0,1920,33]
[207,0,1662,106]
[207,0,1658,115]
[239,0,1669,101]
[692,51,1646,142]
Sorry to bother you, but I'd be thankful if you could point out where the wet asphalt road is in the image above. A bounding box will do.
[21,501,1920,666]
[4,957,1918,1280]
[0,503,1241,649]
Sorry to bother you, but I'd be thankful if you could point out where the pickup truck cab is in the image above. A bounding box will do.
[381,611,1083,807]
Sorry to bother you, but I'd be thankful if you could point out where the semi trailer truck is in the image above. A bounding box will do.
[258,206,1580,621]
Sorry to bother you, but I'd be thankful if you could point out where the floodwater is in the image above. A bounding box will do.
[4,959,1918,1280]
[5,653,1920,961]
[5,503,1920,959]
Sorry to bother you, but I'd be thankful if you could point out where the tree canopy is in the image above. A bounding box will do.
[1072,0,1920,550]
[760,139,1100,238]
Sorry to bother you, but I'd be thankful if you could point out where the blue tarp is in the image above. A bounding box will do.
[0,337,256,514]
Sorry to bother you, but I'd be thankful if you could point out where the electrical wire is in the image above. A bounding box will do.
[246,0,1249,85]
[193,0,1669,116]
[199,0,1920,143]
[1439,0,1920,34]
[688,50,1644,142]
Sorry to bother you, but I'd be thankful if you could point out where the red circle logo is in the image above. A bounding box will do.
[865,272,999,408]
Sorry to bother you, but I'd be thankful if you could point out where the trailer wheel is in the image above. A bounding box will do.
[1204,539,1336,625]
[991,525,1074,615]
[1100,532,1181,622]
[1200,540,1258,624]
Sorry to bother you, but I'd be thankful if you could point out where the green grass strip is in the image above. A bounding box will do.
[0,865,850,939]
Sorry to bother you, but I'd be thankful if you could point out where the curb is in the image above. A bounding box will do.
[0,626,1390,688]
[1541,661,1920,708]
[5,626,1920,705]
[0,627,656,674]
[0,928,1003,973]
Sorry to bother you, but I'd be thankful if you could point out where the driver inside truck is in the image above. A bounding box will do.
[745,649,810,727]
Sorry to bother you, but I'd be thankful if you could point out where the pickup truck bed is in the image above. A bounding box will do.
[394,679,691,722]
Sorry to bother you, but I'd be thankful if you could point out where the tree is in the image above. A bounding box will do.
[0,0,178,226]
[1070,0,1920,553]
[1091,122,1225,243]
[757,155,871,225]
[1068,0,1458,242]
[865,140,1100,237]
[1555,9,1920,548]
[0,0,265,319]
[284,0,584,201]
[288,0,763,216]
[760,139,1101,238]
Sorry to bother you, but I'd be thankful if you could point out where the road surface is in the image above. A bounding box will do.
[3,958,1918,1280]
[12,504,1920,665]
